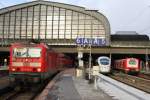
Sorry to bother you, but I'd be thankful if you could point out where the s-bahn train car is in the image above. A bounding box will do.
[114,58,140,73]
[9,42,73,84]
[57,54,73,70]
[97,56,111,73]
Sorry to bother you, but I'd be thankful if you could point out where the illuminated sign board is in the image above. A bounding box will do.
[76,38,106,46]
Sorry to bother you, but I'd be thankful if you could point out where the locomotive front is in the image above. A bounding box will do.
[126,58,140,73]
[9,43,45,83]
[97,56,111,73]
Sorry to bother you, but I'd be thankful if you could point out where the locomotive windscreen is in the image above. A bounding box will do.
[13,48,41,57]
[100,59,109,65]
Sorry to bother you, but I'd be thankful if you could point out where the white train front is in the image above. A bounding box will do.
[97,56,111,73]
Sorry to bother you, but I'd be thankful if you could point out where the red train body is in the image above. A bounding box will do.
[9,43,73,83]
[114,58,140,73]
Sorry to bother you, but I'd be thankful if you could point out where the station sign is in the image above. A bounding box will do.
[76,37,106,46]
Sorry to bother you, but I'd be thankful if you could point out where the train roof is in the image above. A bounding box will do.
[111,34,149,41]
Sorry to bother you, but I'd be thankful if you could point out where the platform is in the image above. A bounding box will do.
[36,69,113,100]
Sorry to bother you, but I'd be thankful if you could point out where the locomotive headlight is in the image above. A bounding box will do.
[37,68,41,72]
[12,68,16,71]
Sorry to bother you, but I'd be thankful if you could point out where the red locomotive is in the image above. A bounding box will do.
[9,42,73,83]
[114,58,140,73]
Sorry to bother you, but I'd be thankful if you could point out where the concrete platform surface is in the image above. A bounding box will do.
[45,74,113,100]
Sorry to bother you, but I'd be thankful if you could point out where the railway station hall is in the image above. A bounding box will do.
[0,0,150,70]
[0,0,150,100]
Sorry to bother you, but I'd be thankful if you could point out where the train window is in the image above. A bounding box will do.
[28,48,41,57]
[13,48,41,57]
[129,59,136,65]
[13,48,27,57]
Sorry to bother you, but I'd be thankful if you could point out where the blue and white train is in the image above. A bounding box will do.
[97,56,111,73]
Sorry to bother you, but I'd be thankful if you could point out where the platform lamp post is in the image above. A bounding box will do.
[88,11,93,81]
[88,42,92,80]
[145,48,149,71]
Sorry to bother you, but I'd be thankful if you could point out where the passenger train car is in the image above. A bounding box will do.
[114,58,140,73]
[9,42,73,83]
[97,56,111,73]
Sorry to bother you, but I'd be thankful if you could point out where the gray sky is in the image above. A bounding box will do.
[0,0,150,37]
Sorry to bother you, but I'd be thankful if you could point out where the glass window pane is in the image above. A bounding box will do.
[16,16,20,21]
[60,25,65,30]
[22,17,27,21]
[34,15,39,20]
[34,21,39,25]
[85,15,92,20]
[16,21,21,25]
[34,5,40,11]
[10,17,15,25]
[27,25,32,30]
[47,21,52,25]
[10,11,15,17]
[72,25,78,29]
[47,25,52,29]
[40,21,46,25]
[47,16,52,20]
[60,9,65,16]
[53,25,58,29]
[41,5,46,11]
[66,16,71,20]
[60,16,65,20]
[41,11,46,16]
[85,25,91,30]
[79,13,85,20]
[79,25,84,30]
[46,31,52,39]
[54,16,59,20]
[53,21,58,25]
[47,6,53,11]
[40,25,46,30]
[66,20,71,25]
[34,11,39,16]
[28,11,33,17]
[33,25,39,30]
[41,16,46,20]
[60,21,65,25]
[47,10,53,16]
[54,7,59,16]
[0,15,3,22]
[72,30,78,35]
[66,10,72,16]
[79,20,84,25]
[16,10,21,17]
[66,25,71,29]
[28,6,33,12]
[22,11,27,16]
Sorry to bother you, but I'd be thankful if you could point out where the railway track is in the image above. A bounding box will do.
[0,72,59,100]
[138,73,150,80]
[110,72,150,93]
[0,83,46,100]
[1,89,38,100]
